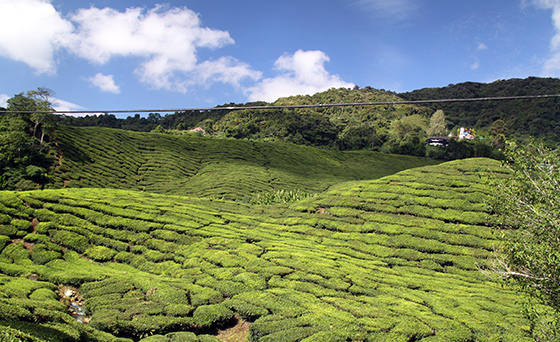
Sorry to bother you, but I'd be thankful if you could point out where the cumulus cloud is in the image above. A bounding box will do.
[477,42,488,51]
[67,5,254,91]
[195,57,262,88]
[87,73,121,94]
[247,50,354,102]
[529,0,560,75]
[0,1,260,92]
[0,0,73,74]
[51,98,85,113]
[0,93,8,108]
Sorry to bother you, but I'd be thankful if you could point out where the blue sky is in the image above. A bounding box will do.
[0,0,559,116]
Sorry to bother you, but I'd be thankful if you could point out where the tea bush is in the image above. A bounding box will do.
[85,246,117,262]
[0,157,536,341]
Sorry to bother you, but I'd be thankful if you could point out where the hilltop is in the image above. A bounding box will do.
[58,77,560,152]
[400,77,560,144]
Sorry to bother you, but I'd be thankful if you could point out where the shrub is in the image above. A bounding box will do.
[138,335,168,342]
[0,214,11,224]
[50,230,89,253]
[10,219,32,233]
[165,331,198,341]
[28,288,59,301]
[0,235,10,252]
[1,242,31,264]
[223,299,269,321]
[85,246,117,262]
[164,304,194,317]
[0,225,17,237]
[31,245,61,265]
[192,304,234,328]
[188,285,223,306]
[34,221,57,235]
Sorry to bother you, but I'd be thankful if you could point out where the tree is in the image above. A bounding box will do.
[427,110,447,137]
[490,119,507,149]
[0,89,56,190]
[6,88,56,148]
[488,141,560,340]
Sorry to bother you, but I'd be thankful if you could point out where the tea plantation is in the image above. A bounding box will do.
[0,141,535,342]
[51,126,438,200]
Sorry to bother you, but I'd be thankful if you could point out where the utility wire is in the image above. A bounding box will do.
[5,93,560,115]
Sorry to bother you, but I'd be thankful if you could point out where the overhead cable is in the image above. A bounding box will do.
[5,93,560,115]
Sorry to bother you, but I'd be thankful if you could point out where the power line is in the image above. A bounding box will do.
[5,93,560,115]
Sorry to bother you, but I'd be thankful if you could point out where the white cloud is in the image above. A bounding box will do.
[247,50,354,102]
[529,0,560,75]
[477,42,488,51]
[0,93,8,108]
[67,5,243,91]
[0,2,259,92]
[51,97,85,113]
[195,57,262,88]
[0,0,73,74]
[87,73,121,94]
[471,60,480,70]
[350,0,417,21]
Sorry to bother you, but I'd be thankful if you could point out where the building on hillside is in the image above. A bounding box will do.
[458,127,474,140]
[190,127,206,134]
[426,136,450,146]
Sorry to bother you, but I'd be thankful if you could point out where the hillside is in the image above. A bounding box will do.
[58,87,434,153]
[400,77,560,144]
[58,78,560,157]
[0,158,534,341]
[51,126,438,200]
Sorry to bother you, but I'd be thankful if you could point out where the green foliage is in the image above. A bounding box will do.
[85,246,117,262]
[0,89,57,190]
[49,126,439,200]
[0,158,534,341]
[488,141,560,340]
[50,230,89,253]
[192,304,234,328]
[246,189,316,205]
[401,77,560,146]
[427,110,447,137]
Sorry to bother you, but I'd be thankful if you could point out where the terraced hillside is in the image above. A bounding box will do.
[51,126,439,200]
[0,158,533,341]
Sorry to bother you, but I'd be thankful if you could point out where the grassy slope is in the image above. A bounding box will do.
[0,157,533,342]
[51,126,438,200]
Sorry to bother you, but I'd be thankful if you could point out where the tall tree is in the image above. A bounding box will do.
[490,119,507,149]
[0,89,56,190]
[488,141,560,340]
[427,110,447,137]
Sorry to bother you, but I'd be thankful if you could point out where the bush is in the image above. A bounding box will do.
[31,244,61,265]
[10,219,32,233]
[34,221,57,234]
[165,331,198,341]
[85,246,117,262]
[192,304,234,328]
[1,242,31,264]
[0,235,10,252]
[50,230,89,253]
[0,225,17,237]
[223,299,268,321]
[0,214,11,224]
